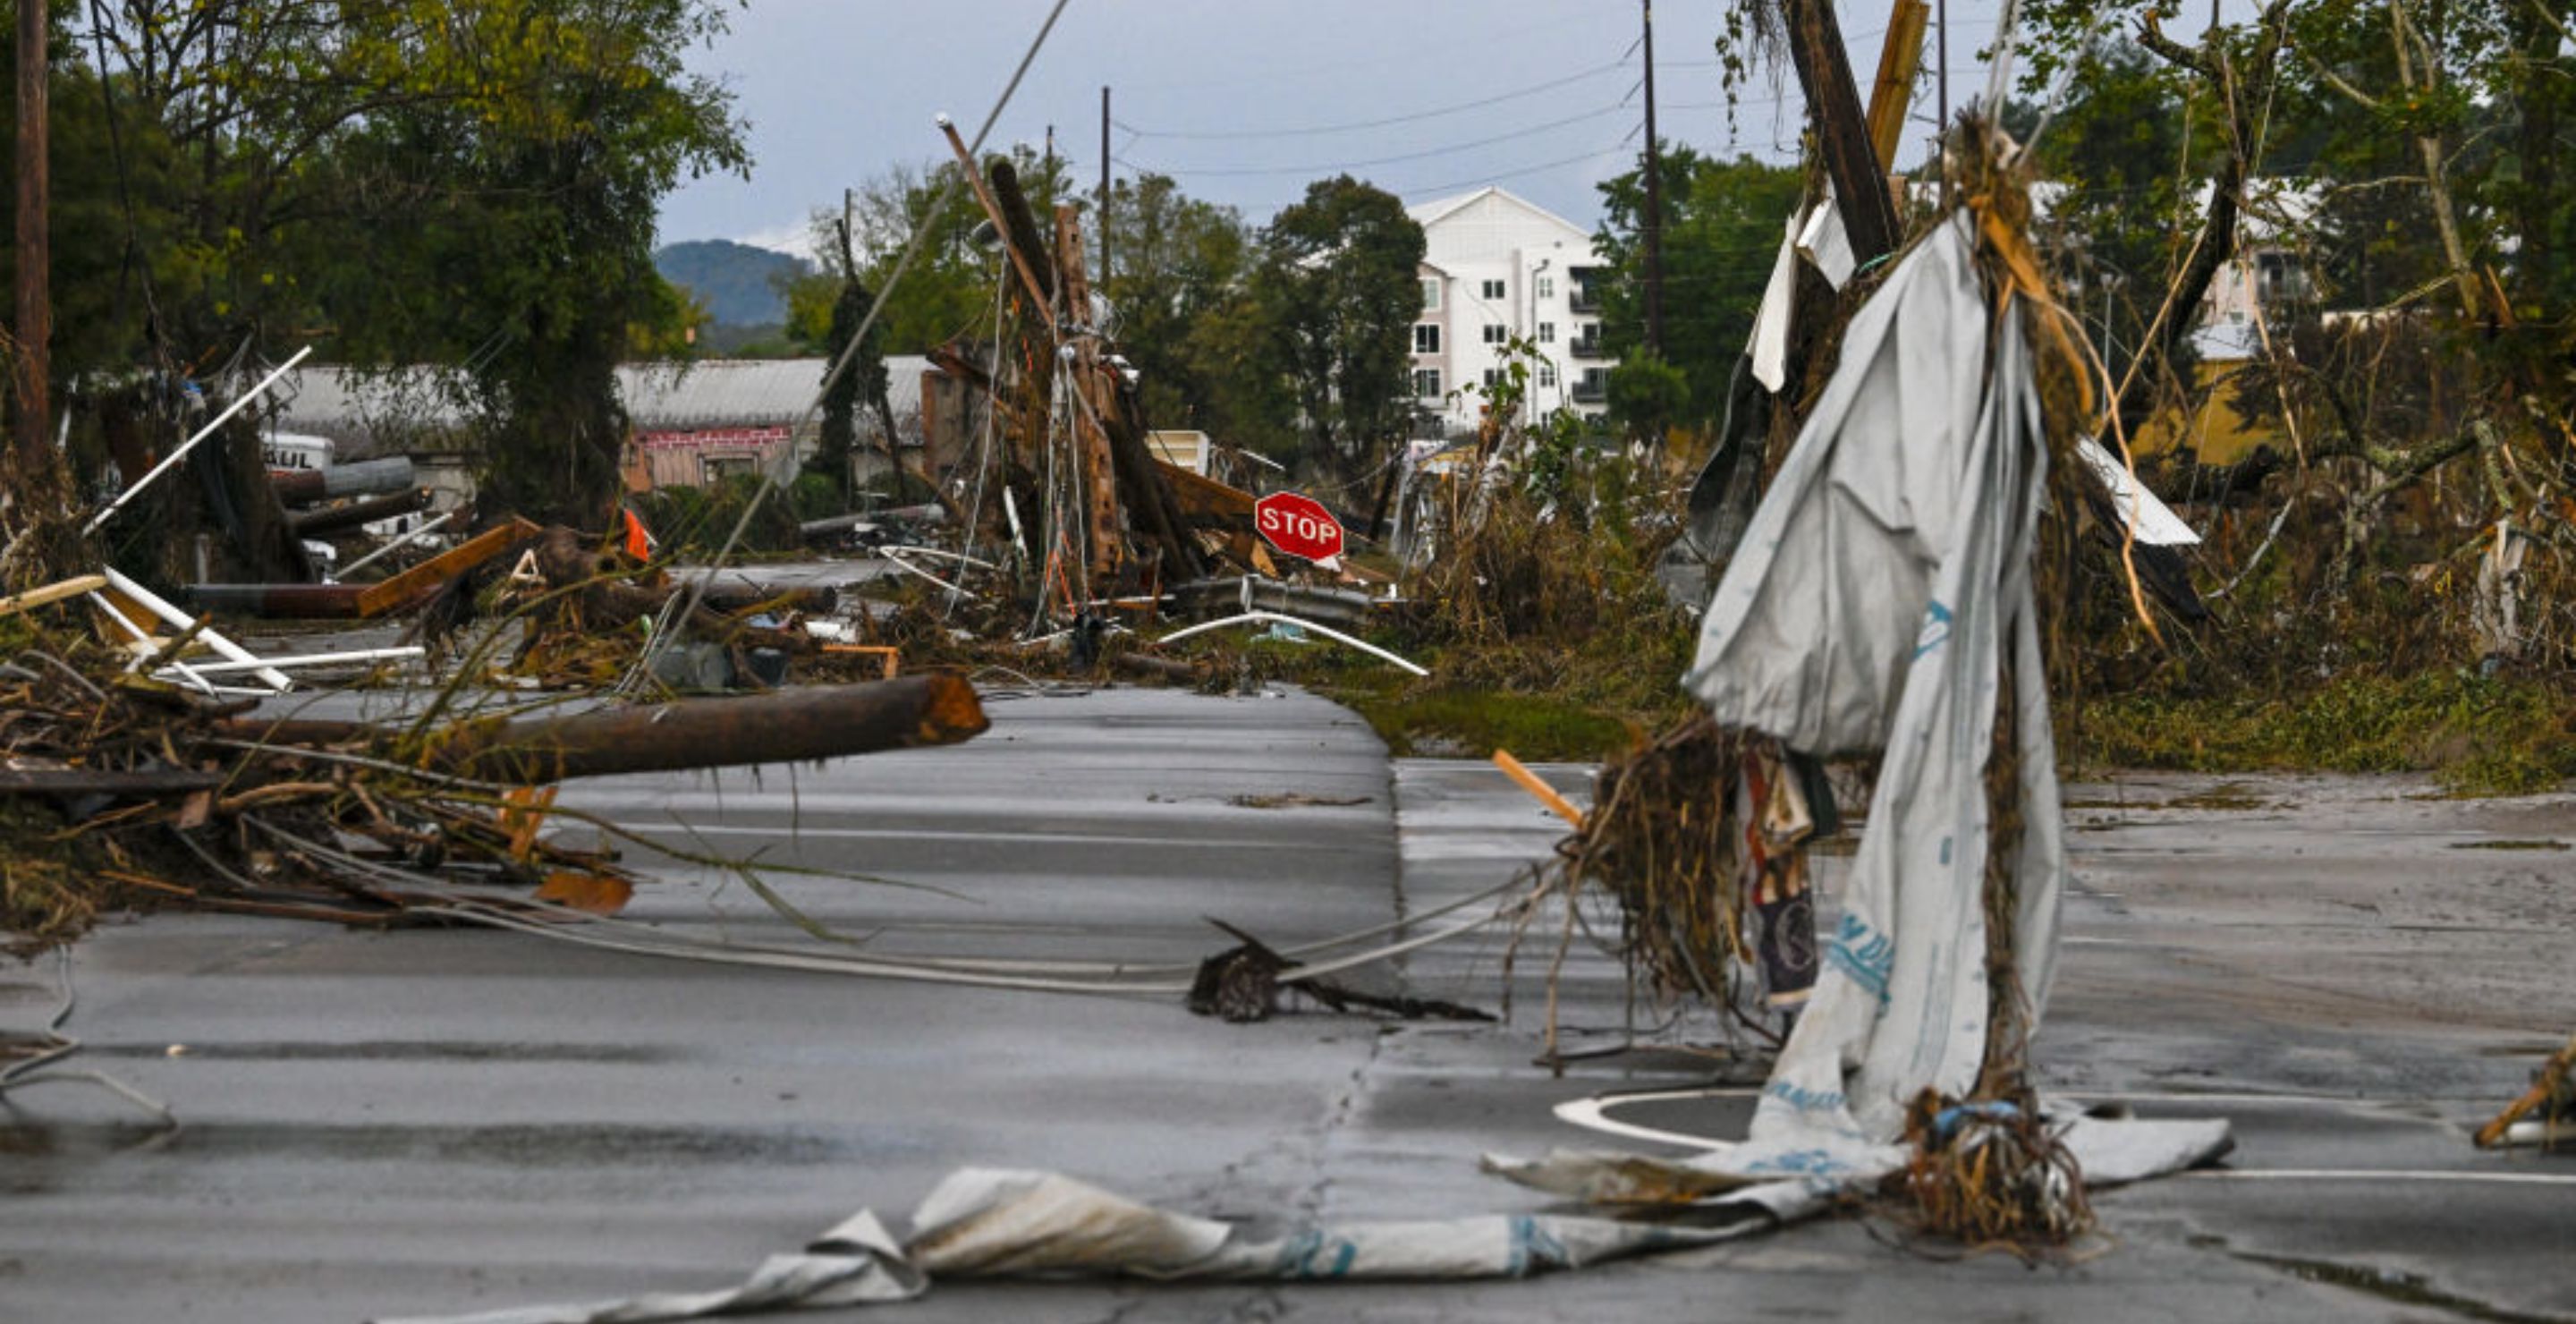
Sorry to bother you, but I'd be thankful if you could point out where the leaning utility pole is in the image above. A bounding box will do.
[1099,86,1112,286]
[1936,0,1950,206]
[13,0,48,485]
[1640,0,1665,357]
[1782,0,1901,263]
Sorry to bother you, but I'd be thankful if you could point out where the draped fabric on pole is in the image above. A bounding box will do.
[1678,211,2066,1178]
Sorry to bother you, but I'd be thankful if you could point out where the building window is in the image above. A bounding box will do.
[1537,363,1557,388]
[1537,321,1555,344]
[1480,278,1506,300]
[1482,369,1504,388]
[1420,277,1440,311]
[1536,276,1555,301]
[1413,324,1440,354]
[1413,368,1442,399]
[1482,324,1508,346]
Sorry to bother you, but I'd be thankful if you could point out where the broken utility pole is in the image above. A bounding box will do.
[1641,0,1664,358]
[13,0,48,496]
[1100,85,1113,287]
[221,676,992,785]
[1783,0,1902,264]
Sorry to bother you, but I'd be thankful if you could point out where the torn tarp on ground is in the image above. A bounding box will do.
[370,1167,1784,1324]
[378,1116,2233,1324]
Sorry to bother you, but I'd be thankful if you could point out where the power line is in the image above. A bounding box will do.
[1114,58,1627,140]
[1113,9,1603,94]
[1136,141,1632,219]
[1119,103,1629,179]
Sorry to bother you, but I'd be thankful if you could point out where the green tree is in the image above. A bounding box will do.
[1247,174,1424,479]
[783,210,893,503]
[1097,172,1259,442]
[1590,146,1802,431]
[28,0,748,524]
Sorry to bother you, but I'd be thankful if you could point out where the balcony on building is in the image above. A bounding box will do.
[1568,267,1604,313]
[1570,376,1608,405]
[1568,331,1606,359]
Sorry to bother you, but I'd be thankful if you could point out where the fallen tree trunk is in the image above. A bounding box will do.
[220,676,990,783]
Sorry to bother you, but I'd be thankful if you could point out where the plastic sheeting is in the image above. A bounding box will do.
[1488,1107,2233,1205]
[1680,212,2074,1178]
[381,1120,2232,1324]
[373,1168,1783,1324]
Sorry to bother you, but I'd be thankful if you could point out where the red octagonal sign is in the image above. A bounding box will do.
[1253,490,1344,563]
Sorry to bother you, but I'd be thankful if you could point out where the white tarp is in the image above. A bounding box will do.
[1487,1108,2233,1205]
[2078,436,2201,547]
[1750,209,1804,393]
[373,1168,1781,1324]
[1748,194,1858,394]
[1679,211,2074,1179]
[1750,196,2198,549]
[382,1126,2231,1323]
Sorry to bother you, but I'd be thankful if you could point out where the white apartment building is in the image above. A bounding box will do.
[1404,187,1613,435]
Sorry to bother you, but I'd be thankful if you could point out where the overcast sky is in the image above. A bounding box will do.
[658,0,2263,258]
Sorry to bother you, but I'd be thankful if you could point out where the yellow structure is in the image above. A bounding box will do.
[2131,332,2300,467]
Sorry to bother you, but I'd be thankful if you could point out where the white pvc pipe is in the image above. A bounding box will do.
[1157,609,1428,676]
[163,646,423,675]
[89,591,217,694]
[888,545,1000,572]
[878,549,970,598]
[336,511,454,578]
[101,567,296,692]
[83,346,314,534]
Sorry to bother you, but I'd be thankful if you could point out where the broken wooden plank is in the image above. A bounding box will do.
[1864,0,1930,172]
[353,516,539,617]
[0,574,106,619]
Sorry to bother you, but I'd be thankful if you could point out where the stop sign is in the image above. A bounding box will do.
[1253,490,1344,563]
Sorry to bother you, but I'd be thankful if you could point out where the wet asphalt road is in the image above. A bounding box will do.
[1,685,2572,1322]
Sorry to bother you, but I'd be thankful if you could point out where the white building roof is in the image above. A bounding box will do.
[1405,186,1594,263]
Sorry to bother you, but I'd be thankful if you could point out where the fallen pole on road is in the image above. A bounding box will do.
[180,582,368,619]
[269,457,415,505]
[284,487,430,536]
[221,675,991,784]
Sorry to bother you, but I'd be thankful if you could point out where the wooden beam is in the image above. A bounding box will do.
[353,516,539,617]
[1054,204,1124,586]
[0,573,105,619]
[936,120,1054,317]
[1784,0,1902,263]
[1866,0,1931,173]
